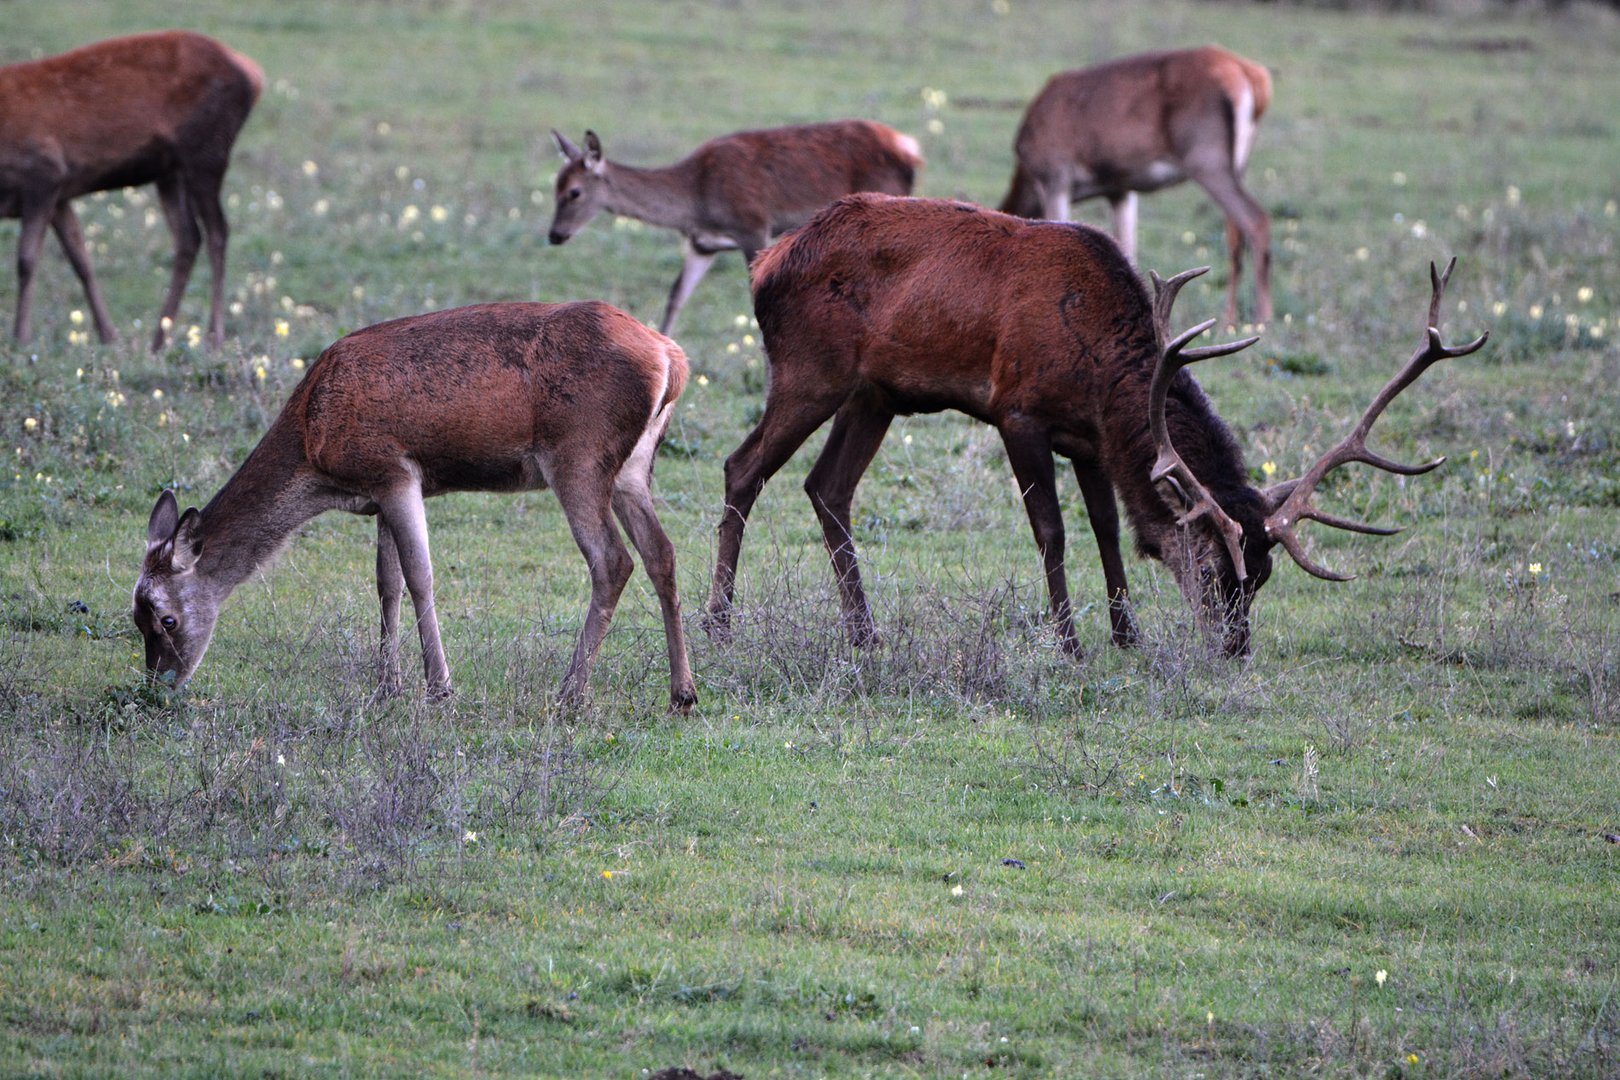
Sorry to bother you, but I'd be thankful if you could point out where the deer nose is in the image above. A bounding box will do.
[547,229,568,246]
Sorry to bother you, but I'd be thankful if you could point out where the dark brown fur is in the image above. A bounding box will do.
[708,193,1273,656]
[0,31,263,348]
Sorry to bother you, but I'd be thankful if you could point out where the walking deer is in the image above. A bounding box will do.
[0,32,263,350]
[547,120,922,334]
[706,194,1484,657]
[999,46,1273,325]
[134,302,697,712]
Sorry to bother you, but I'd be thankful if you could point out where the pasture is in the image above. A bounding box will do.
[2,0,1618,1075]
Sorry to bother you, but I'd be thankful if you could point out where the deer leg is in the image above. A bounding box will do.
[12,197,54,344]
[707,384,848,640]
[152,173,202,351]
[186,169,232,348]
[1039,178,1072,223]
[50,202,117,343]
[611,405,697,714]
[659,240,719,336]
[375,485,453,698]
[1073,460,1138,647]
[375,516,406,696]
[803,394,894,648]
[1109,191,1140,263]
[999,422,1082,658]
[1189,166,1271,325]
[553,470,635,707]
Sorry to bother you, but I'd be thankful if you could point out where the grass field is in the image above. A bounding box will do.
[3,1,1619,1076]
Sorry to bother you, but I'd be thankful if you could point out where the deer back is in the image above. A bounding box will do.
[283,302,685,498]
[0,32,262,201]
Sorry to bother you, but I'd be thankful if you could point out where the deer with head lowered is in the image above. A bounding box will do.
[999,46,1273,326]
[706,194,1484,657]
[0,31,263,350]
[547,120,922,334]
[135,302,697,712]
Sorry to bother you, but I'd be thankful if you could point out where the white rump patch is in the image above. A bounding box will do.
[1232,84,1258,172]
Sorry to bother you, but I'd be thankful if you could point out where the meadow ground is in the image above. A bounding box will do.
[2,1,1618,1076]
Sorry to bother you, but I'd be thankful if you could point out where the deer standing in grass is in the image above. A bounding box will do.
[706,194,1484,657]
[134,302,697,712]
[546,120,923,334]
[999,46,1274,325]
[0,31,263,350]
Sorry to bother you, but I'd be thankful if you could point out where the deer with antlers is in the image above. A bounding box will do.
[134,302,697,712]
[706,194,1484,656]
[999,46,1273,325]
[0,31,263,349]
[547,121,922,334]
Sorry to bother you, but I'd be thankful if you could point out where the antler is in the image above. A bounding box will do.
[1147,267,1261,581]
[1262,258,1489,580]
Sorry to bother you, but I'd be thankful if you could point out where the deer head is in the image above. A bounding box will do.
[132,489,225,688]
[547,129,609,245]
[1150,259,1487,654]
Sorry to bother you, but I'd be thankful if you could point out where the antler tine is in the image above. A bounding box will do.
[1146,266,1258,582]
[1264,259,1488,577]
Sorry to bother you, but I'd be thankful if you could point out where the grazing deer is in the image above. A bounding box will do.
[706,194,1484,657]
[546,120,922,334]
[0,31,262,350]
[134,302,698,713]
[999,46,1273,325]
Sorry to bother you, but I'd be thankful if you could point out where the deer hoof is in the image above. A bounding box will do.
[669,685,698,716]
[426,681,456,702]
[700,607,734,643]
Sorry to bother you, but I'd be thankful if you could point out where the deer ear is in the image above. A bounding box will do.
[170,507,205,573]
[551,129,581,162]
[582,130,605,173]
[147,490,180,549]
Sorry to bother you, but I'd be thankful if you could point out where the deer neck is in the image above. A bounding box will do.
[601,159,703,233]
[193,416,324,596]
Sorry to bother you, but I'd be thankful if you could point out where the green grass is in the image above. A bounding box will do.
[4,1,1620,1076]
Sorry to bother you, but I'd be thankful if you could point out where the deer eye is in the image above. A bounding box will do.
[567,187,582,201]
[161,615,178,631]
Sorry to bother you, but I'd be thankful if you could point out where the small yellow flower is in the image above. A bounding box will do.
[927,118,945,135]
[1528,304,1543,321]
[1376,969,1388,987]
[352,285,365,301]
[399,204,420,226]
[1492,301,1507,318]
[1577,286,1594,304]
[430,205,448,223]
[464,829,479,843]
[742,333,756,347]
[302,160,318,177]
[1407,1053,1420,1065]
[696,374,709,386]
[1355,247,1370,261]
[69,309,85,326]
[151,388,164,400]
[1506,184,1521,206]
[291,357,306,371]
[601,870,613,880]
[1261,460,1277,479]
[733,314,749,327]
[1182,230,1197,245]
[1391,171,1407,186]
[1528,562,1542,575]
[274,319,290,338]
[725,342,740,354]
[255,364,267,382]
[949,883,964,896]
[23,417,37,432]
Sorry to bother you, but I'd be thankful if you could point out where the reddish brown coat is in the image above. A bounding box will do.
[135,302,696,711]
[999,46,1273,324]
[548,120,922,333]
[0,31,262,347]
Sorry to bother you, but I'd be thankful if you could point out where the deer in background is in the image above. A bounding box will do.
[999,46,1274,326]
[547,120,923,334]
[135,302,697,713]
[706,194,1484,657]
[0,31,263,350]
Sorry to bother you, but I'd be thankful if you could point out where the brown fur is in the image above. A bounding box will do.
[998,46,1273,325]
[709,193,1275,657]
[0,31,262,349]
[135,302,697,712]
[548,120,922,334]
